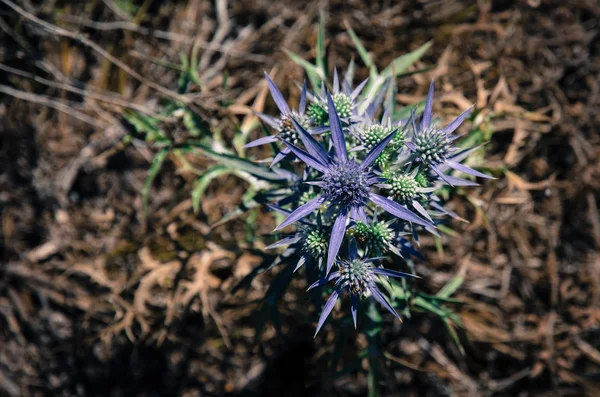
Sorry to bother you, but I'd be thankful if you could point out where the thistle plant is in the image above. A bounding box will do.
[272,92,433,274]
[218,21,493,352]
[240,68,493,338]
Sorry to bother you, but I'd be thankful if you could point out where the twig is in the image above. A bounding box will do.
[56,14,269,63]
[101,0,133,21]
[0,367,19,397]
[199,0,231,70]
[0,84,103,128]
[0,62,159,116]
[1,0,187,103]
[0,16,31,50]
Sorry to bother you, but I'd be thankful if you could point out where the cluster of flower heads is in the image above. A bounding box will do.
[246,70,492,335]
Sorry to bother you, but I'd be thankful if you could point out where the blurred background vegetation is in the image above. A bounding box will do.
[0,0,599,396]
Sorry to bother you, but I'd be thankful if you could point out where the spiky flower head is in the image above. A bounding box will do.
[274,92,433,274]
[413,127,450,166]
[336,258,375,297]
[332,93,352,120]
[279,114,310,146]
[321,160,370,207]
[351,221,370,241]
[298,190,317,206]
[352,221,392,256]
[353,108,407,168]
[307,69,368,125]
[309,250,419,335]
[408,80,494,184]
[307,103,328,125]
[244,73,327,167]
[414,172,429,188]
[388,172,420,203]
[365,221,393,255]
[303,229,328,258]
[360,124,390,151]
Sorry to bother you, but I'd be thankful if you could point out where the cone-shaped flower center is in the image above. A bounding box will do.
[368,222,392,255]
[333,93,352,119]
[353,221,393,256]
[279,114,309,146]
[414,128,449,165]
[389,173,419,203]
[361,124,388,151]
[414,172,429,188]
[299,190,317,206]
[303,229,328,257]
[337,259,375,297]
[307,103,328,125]
[321,160,370,207]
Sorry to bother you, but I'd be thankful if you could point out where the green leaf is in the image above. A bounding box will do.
[393,100,425,121]
[178,52,191,93]
[435,235,444,258]
[412,296,448,318]
[368,361,380,397]
[191,165,236,213]
[437,276,465,299]
[189,40,201,86]
[142,148,169,220]
[124,110,168,143]
[444,318,465,355]
[284,49,324,92]
[113,0,137,16]
[381,41,432,78]
[192,143,289,183]
[178,43,202,94]
[183,108,209,137]
[345,24,377,76]
[437,224,460,237]
[316,10,327,79]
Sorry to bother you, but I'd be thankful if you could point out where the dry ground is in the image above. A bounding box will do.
[1,0,599,396]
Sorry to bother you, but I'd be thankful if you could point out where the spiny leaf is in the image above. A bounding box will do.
[124,110,168,143]
[183,108,209,137]
[192,143,289,182]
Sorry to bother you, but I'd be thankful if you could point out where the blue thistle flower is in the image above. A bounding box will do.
[307,69,369,125]
[244,72,327,166]
[379,168,436,225]
[407,80,494,185]
[308,247,418,335]
[352,111,407,167]
[273,93,434,274]
[265,205,329,271]
[351,220,394,257]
